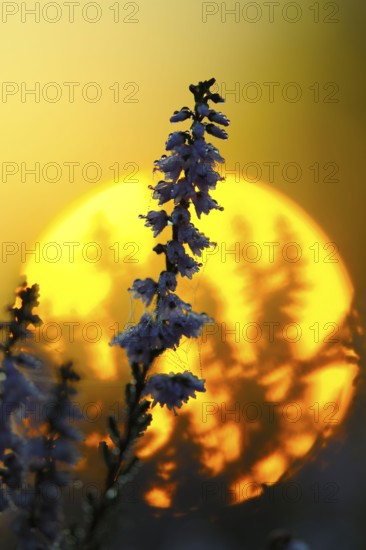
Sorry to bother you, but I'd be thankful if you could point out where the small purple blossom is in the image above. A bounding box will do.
[140,210,169,237]
[206,142,225,163]
[170,107,192,123]
[110,313,163,364]
[154,154,182,182]
[129,278,158,306]
[184,226,213,256]
[207,109,230,126]
[152,180,174,205]
[192,121,205,138]
[169,310,212,339]
[172,177,196,203]
[143,371,206,413]
[158,271,177,295]
[192,190,224,218]
[195,167,223,192]
[156,293,192,319]
[165,131,188,151]
[166,241,201,278]
[196,102,209,116]
[206,123,228,140]
[171,204,190,224]
[192,138,206,157]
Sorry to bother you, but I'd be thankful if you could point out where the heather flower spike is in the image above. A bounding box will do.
[82,79,229,547]
[0,282,82,549]
[113,77,230,410]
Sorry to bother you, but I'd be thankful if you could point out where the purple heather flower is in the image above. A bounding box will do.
[156,293,192,319]
[206,123,228,140]
[1,356,40,417]
[194,167,222,192]
[172,177,195,203]
[183,226,213,256]
[157,271,177,295]
[166,241,201,278]
[165,131,188,151]
[192,137,207,158]
[141,210,169,237]
[192,191,224,218]
[196,102,209,117]
[154,154,182,182]
[174,221,194,244]
[192,121,205,138]
[170,107,192,123]
[171,205,191,225]
[206,142,225,163]
[129,278,158,306]
[173,142,191,159]
[150,307,211,352]
[152,180,174,205]
[169,310,212,340]
[110,313,164,364]
[143,371,206,412]
[207,109,230,126]
[195,162,208,177]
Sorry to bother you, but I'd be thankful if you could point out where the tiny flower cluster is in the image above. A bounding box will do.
[143,371,205,415]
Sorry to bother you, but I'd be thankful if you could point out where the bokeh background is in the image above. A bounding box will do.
[0,1,365,548]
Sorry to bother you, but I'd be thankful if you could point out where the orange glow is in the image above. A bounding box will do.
[145,486,175,508]
[84,432,113,448]
[197,423,242,475]
[304,364,358,425]
[253,452,288,481]
[74,457,87,471]
[284,434,315,457]
[157,461,177,481]
[260,365,292,402]
[137,406,175,459]
[229,476,264,503]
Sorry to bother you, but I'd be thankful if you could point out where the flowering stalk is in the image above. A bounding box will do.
[0,283,44,515]
[81,78,230,548]
[0,283,82,549]
[14,360,82,550]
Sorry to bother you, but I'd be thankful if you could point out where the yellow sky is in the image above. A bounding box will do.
[0,0,365,306]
